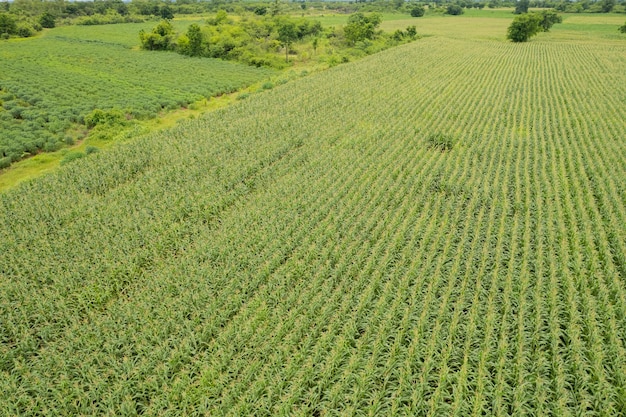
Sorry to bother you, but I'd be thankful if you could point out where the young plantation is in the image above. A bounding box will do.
[1,13,626,416]
[0,25,272,168]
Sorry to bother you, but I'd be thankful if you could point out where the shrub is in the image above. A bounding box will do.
[139,20,175,51]
[60,151,85,165]
[620,22,626,33]
[411,6,425,17]
[85,146,99,155]
[514,0,530,14]
[39,12,56,29]
[446,5,464,15]
[17,25,35,38]
[84,109,126,128]
[0,12,16,35]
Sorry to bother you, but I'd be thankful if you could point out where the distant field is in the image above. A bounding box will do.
[0,23,273,168]
[2,12,626,416]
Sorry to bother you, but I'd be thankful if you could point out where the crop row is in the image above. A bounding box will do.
[0,31,272,167]
[1,33,626,415]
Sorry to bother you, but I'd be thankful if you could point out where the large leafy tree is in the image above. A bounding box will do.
[0,12,16,36]
[343,12,382,45]
[514,0,530,14]
[277,20,297,62]
[507,11,562,42]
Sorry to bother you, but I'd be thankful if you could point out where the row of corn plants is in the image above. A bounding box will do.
[1,21,626,415]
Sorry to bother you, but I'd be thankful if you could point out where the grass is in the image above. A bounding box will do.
[2,11,626,415]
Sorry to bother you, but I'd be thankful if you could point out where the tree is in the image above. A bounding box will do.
[343,12,382,45]
[270,0,282,17]
[445,4,464,15]
[185,23,203,56]
[0,12,16,36]
[514,0,530,14]
[537,10,562,32]
[277,20,297,62]
[39,12,56,29]
[139,20,175,50]
[411,6,425,17]
[600,0,615,13]
[507,13,541,42]
[160,5,174,20]
[406,25,417,38]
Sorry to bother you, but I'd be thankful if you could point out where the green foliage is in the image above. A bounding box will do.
[179,23,203,57]
[508,13,541,41]
[277,19,298,62]
[139,19,175,51]
[406,25,417,39]
[39,12,55,29]
[84,109,126,129]
[85,145,99,155]
[445,4,464,15]
[410,5,425,17]
[600,0,616,13]
[508,11,562,42]
[75,13,145,26]
[60,150,85,165]
[159,4,174,20]
[514,0,530,14]
[0,25,272,167]
[16,24,35,38]
[344,12,382,45]
[0,12,17,35]
[620,22,626,33]
[426,132,455,151]
[537,10,563,32]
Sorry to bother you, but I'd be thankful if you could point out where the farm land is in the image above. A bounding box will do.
[1,4,626,415]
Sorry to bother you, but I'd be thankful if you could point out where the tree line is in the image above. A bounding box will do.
[139,10,419,69]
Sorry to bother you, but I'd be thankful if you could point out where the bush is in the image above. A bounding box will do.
[60,151,85,165]
[620,22,626,33]
[39,12,56,29]
[0,157,11,170]
[0,12,16,35]
[85,146,99,155]
[446,5,464,15]
[17,25,35,38]
[411,6,425,17]
[514,0,530,14]
[84,108,126,128]
[139,20,175,51]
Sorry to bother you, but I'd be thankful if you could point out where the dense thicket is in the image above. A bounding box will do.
[140,11,418,69]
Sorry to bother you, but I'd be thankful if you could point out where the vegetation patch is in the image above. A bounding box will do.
[140,10,420,69]
[426,132,456,152]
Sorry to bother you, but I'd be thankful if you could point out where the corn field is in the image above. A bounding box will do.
[1,24,626,415]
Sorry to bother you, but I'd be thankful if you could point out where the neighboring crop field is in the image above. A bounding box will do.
[0,24,272,167]
[1,15,626,416]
